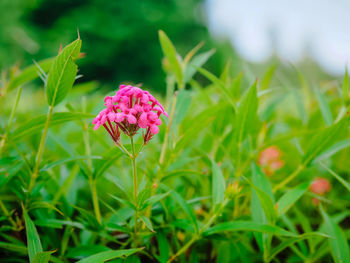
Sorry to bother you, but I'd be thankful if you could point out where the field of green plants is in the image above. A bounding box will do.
[1,31,350,262]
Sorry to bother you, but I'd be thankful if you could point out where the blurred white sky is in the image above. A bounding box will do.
[207,0,350,75]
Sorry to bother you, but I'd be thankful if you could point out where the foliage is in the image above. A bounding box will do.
[1,31,350,263]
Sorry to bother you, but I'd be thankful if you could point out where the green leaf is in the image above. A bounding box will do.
[141,191,170,210]
[250,164,276,223]
[140,216,154,232]
[314,138,350,162]
[268,232,328,261]
[24,211,43,263]
[33,251,54,263]
[342,67,349,102]
[109,194,136,210]
[46,39,82,106]
[197,67,236,108]
[76,248,143,263]
[211,161,225,208]
[260,64,276,91]
[158,30,183,86]
[156,230,169,263]
[314,86,333,126]
[303,117,348,165]
[11,112,93,140]
[277,182,309,216]
[203,221,296,237]
[8,58,54,91]
[183,49,215,83]
[320,162,350,192]
[0,241,27,254]
[320,205,350,263]
[234,82,258,144]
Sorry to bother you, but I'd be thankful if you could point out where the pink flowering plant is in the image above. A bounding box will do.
[1,31,350,263]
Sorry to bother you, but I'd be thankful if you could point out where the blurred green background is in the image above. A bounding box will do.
[0,0,240,93]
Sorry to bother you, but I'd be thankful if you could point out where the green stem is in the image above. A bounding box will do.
[29,105,54,192]
[130,136,139,245]
[273,165,304,192]
[0,87,22,155]
[89,177,102,224]
[130,137,137,202]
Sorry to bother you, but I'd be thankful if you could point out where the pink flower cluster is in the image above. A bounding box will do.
[93,84,168,144]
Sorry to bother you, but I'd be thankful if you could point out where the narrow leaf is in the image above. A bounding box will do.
[277,182,309,216]
[234,82,258,144]
[24,212,43,262]
[303,117,348,165]
[314,86,333,126]
[320,205,350,263]
[211,161,225,208]
[8,58,54,91]
[158,30,183,86]
[203,221,296,237]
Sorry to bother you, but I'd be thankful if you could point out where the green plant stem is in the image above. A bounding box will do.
[168,199,229,263]
[273,165,304,192]
[89,177,102,224]
[0,87,22,155]
[29,105,54,192]
[159,91,178,165]
[130,137,137,202]
[130,136,139,245]
[0,200,17,229]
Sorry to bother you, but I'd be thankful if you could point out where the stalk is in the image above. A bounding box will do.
[130,136,137,202]
[130,136,139,244]
[29,105,54,192]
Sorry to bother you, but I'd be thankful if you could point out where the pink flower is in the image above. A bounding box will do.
[310,177,331,195]
[258,146,284,176]
[92,84,168,144]
[310,177,331,205]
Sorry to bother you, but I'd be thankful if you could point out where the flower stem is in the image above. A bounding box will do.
[130,136,137,202]
[89,177,102,224]
[29,105,54,192]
